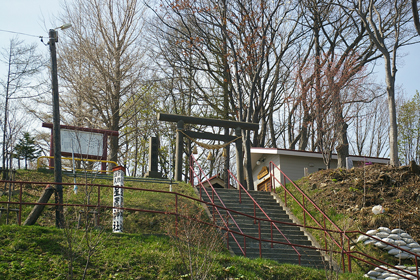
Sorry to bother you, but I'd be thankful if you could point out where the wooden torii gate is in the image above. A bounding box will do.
[158,113,259,186]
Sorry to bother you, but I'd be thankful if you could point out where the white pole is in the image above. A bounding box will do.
[112,166,125,233]
[72,142,77,194]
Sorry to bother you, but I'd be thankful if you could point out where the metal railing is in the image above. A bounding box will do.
[226,168,301,263]
[270,161,351,271]
[269,161,420,278]
[347,231,420,279]
[189,155,301,262]
[189,155,246,255]
[0,179,234,235]
[1,159,419,279]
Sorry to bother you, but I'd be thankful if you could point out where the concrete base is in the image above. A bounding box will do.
[145,171,163,179]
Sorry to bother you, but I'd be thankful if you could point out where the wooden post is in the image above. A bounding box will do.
[101,134,108,172]
[49,28,64,229]
[24,185,54,226]
[49,132,54,168]
[235,127,245,187]
[175,120,184,182]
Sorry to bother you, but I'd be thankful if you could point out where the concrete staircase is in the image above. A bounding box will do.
[200,188,328,269]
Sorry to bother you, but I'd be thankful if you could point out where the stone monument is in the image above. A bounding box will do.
[145,136,162,178]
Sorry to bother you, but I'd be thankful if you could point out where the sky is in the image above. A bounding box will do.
[0,0,420,97]
[0,0,62,47]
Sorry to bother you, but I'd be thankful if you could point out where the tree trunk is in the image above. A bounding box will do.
[336,122,349,169]
[24,185,54,225]
[110,85,121,168]
[2,47,11,170]
[244,130,253,191]
[313,13,323,153]
[333,86,349,168]
[384,55,399,166]
[298,111,310,151]
[268,107,277,148]
[413,0,420,35]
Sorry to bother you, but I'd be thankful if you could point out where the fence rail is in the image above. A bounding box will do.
[268,161,419,278]
[1,161,419,279]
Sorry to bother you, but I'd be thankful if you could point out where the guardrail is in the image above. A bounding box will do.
[2,160,419,279]
[189,154,301,262]
[0,179,231,232]
[189,155,246,255]
[269,160,420,278]
[36,156,117,173]
[347,231,419,279]
[226,168,302,263]
[269,161,351,271]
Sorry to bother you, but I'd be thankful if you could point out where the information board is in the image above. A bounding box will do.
[61,129,103,157]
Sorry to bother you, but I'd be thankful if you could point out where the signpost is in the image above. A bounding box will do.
[112,166,125,233]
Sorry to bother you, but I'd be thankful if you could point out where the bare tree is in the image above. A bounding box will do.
[0,38,43,170]
[349,93,389,158]
[151,0,304,188]
[58,0,148,167]
[291,0,383,168]
[349,0,417,166]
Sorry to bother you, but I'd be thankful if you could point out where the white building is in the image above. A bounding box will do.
[250,147,389,191]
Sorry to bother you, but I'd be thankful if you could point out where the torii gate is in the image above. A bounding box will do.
[158,113,259,186]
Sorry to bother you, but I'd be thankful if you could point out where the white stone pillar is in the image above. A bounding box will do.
[112,166,125,233]
[346,157,354,169]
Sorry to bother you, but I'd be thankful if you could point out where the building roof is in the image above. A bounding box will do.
[196,173,226,188]
[250,147,389,169]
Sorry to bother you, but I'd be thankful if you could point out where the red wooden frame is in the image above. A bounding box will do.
[42,123,119,171]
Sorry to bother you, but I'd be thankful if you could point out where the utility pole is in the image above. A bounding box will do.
[49,28,63,228]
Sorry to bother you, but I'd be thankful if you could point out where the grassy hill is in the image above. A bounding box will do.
[0,225,363,280]
[273,164,420,275]
[0,169,368,279]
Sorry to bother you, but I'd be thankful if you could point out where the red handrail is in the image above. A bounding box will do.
[2,170,419,279]
[189,155,246,255]
[190,155,300,261]
[347,231,419,279]
[226,169,302,263]
[269,161,351,271]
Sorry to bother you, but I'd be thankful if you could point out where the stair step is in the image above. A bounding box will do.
[215,220,302,231]
[229,237,313,246]
[199,187,328,269]
[230,239,309,248]
[230,250,324,262]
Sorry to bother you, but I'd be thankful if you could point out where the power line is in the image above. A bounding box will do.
[0,29,43,39]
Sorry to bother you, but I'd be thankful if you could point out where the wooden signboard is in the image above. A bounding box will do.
[257,166,269,180]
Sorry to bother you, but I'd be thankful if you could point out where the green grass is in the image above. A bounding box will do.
[0,225,364,279]
[274,179,410,275]
[0,170,369,279]
[1,170,199,234]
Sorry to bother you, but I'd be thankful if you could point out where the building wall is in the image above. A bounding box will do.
[251,148,389,191]
[252,154,339,191]
[252,154,279,191]
[278,155,337,185]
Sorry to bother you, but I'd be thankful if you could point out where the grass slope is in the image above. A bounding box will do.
[274,165,420,274]
[0,169,366,279]
[0,225,363,279]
